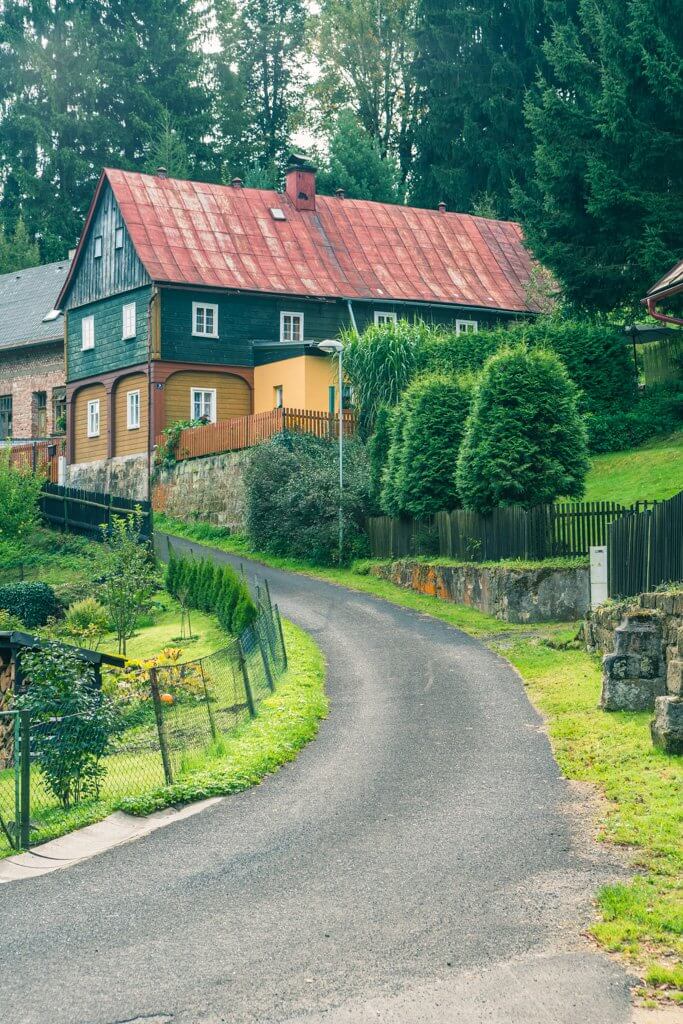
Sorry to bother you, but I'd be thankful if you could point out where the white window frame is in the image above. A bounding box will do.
[86,399,100,438]
[274,385,283,409]
[93,235,103,259]
[122,301,136,340]
[192,302,219,338]
[127,389,141,430]
[374,310,397,326]
[455,319,478,335]
[280,311,304,343]
[81,315,95,351]
[191,387,217,423]
[114,226,124,250]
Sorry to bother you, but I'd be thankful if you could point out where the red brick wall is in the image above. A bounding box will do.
[0,342,65,438]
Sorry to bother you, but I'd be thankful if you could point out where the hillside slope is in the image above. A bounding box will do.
[583,431,683,504]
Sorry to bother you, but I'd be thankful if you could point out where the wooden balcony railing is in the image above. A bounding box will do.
[158,407,357,462]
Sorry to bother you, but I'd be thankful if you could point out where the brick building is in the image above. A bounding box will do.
[0,260,69,439]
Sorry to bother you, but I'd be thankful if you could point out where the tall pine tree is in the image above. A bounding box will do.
[0,0,213,260]
[411,0,549,217]
[517,0,683,311]
[314,0,419,186]
[214,0,308,177]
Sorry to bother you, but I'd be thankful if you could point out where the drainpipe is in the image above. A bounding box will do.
[346,299,358,333]
[644,295,683,327]
[146,292,154,504]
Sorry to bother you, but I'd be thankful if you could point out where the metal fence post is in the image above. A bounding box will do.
[237,640,257,717]
[256,622,275,692]
[149,667,174,785]
[274,604,288,670]
[19,710,31,849]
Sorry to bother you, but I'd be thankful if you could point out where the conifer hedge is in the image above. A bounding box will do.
[165,550,257,635]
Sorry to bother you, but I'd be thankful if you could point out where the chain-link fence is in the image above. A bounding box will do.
[0,585,287,855]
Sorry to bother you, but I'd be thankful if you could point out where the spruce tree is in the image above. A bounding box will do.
[517,0,683,311]
[456,346,589,513]
[395,374,473,516]
[316,111,400,203]
[412,0,549,217]
[0,217,40,273]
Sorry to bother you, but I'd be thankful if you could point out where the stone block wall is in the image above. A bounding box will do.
[65,453,149,501]
[368,559,590,623]
[593,591,683,753]
[152,450,250,531]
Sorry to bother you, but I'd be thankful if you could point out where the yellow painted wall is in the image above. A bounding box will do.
[74,383,107,463]
[113,372,148,456]
[253,355,335,413]
[163,370,251,427]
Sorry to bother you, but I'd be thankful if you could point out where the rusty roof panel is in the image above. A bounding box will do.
[102,169,540,312]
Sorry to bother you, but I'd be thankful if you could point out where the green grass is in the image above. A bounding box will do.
[583,430,683,504]
[157,513,682,991]
[100,589,227,662]
[0,619,326,857]
[500,636,682,980]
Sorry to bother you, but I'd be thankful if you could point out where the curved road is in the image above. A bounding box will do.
[0,538,632,1024]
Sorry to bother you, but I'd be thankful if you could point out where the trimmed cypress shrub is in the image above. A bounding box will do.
[456,345,589,513]
[394,373,473,516]
[380,404,410,516]
[231,589,258,634]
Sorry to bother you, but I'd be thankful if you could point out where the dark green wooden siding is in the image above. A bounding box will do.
[66,286,151,383]
[64,182,150,311]
[160,289,513,365]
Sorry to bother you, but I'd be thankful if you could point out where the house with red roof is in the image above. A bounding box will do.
[56,154,540,468]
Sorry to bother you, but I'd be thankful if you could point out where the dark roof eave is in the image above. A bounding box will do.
[153,279,536,317]
[0,334,63,354]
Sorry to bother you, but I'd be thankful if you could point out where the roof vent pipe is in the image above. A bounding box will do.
[437,201,447,213]
[156,166,168,179]
[231,177,244,189]
[335,187,346,199]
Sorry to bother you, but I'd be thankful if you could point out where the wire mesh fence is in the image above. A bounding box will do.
[0,589,287,855]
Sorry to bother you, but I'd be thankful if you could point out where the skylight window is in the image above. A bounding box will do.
[42,309,61,322]
[270,208,287,221]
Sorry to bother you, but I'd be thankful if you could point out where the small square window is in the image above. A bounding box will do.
[280,311,303,343]
[81,315,95,350]
[455,319,478,335]
[127,389,141,430]
[94,235,103,259]
[114,227,124,250]
[192,302,219,338]
[374,310,397,326]
[191,388,217,423]
[122,302,136,340]
[274,385,283,409]
[87,399,100,438]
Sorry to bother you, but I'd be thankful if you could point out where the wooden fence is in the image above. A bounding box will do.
[608,490,683,597]
[39,482,152,541]
[367,500,657,561]
[4,438,64,482]
[161,407,357,462]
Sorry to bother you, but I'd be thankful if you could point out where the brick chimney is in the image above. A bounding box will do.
[285,153,317,212]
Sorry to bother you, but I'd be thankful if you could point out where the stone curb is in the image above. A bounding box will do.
[0,796,222,884]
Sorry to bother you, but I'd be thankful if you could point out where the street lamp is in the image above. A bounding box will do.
[318,339,344,563]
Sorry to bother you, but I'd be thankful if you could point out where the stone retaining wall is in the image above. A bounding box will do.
[368,559,590,623]
[152,450,249,531]
[66,454,149,501]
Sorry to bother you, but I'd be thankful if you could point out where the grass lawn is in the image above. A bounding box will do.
[0,619,326,858]
[100,589,228,662]
[583,431,683,505]
[157,514,682,1000]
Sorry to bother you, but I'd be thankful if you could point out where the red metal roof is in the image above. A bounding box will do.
[88,168,540,313]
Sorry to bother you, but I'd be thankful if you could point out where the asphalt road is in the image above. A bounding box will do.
[0,536,633,1024]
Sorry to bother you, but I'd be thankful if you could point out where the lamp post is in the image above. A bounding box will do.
[318,339,344,563]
